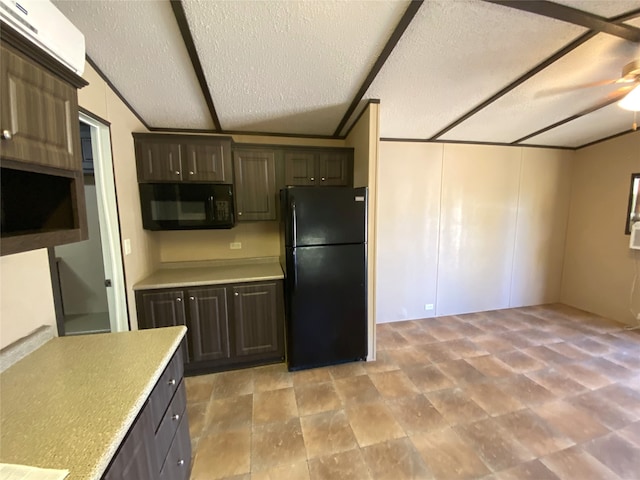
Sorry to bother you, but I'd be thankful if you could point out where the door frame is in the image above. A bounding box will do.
[79,111,129,333]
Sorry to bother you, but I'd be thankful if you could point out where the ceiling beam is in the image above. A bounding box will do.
[512,91,629,144]
[429,30,597,140]
[333,0,424,137]
[483,1,640,43]
[170,0,222,131]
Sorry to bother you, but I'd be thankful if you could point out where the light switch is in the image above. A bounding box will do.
[124,239,131,255]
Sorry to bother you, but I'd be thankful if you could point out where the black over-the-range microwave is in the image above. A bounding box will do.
[139,183,235,230]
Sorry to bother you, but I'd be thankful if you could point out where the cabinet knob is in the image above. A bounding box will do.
[310,177,315,181]
[234,292,239,296]
[167,378,176,386]
[1,130,11,140]
[189,171,194,175]
[189,296,195,301]
[321,177,326,181]
[238,212,242,216]
[177,459,185,467]
[172,413,180,421]
[174,170,180,175]
[176,297,182,302]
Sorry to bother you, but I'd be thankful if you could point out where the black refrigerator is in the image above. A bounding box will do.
[280,186,368,371]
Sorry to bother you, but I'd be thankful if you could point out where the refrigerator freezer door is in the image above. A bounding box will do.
[281,187,367,247]
[285,243,367,370]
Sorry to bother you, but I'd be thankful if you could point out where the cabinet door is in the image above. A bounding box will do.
[233,149,277,221]
[137,290,190,361]
[136,140,183,182]
[0,45,80,170]
[318,151,351,186]
[232,282,280,357]
[186,286,230,362]
[284,151,316,186]
[184,140,232,183]
[103,400,157,480]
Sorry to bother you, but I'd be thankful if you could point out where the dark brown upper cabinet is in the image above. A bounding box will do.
[284,149,352,187]
[233,148,277,221]
[0,26,88,256]
[134,134,232,184]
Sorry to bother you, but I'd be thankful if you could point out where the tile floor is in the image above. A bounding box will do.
[184,304,640,479]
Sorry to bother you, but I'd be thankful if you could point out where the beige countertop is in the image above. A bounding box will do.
[134,256,284,290]
[0,326,186,480]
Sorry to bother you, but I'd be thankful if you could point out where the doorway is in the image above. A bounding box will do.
[50,113,128,335]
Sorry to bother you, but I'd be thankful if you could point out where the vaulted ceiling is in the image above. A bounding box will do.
[54,0,640,149]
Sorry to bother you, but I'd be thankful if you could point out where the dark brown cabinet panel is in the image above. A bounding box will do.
[138,290,186,329]
[0,44,81,171]
[135,280,284,374]
[187,286,230,362]
[284,151,316,186]
[134,134,233,184]
[136,139,183,182]
[233,282,279,357]
[233,149,277,221]
[284,148,352,187]
[184,141,232,182]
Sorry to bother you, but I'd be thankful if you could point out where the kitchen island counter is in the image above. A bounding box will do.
[134,256,284,290]
[0,326,186,480]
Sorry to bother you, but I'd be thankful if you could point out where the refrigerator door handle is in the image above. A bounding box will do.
[292,249,298,289]
[291,198,297,248]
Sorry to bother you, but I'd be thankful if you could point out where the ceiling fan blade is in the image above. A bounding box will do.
[569,85,637,118]
[535,78,619,98]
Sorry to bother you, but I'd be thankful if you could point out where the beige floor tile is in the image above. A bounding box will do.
[494,409,574,457]
[554,362,613,390]
[464,355,513,378]
[360,437,432,479]
[251,462,310,480]
[253,387,298,425]
[472,334,515,354]
[300,410,358,459]
[211,369,254,398]
[439,338,488,358]
[411,427,490,480]
[405,365,455,393]
[185,373,216,403]
[546,342,593,361]
[386,394,448,434]
[618,421,640,447]
[376,329,410,350]
[253,364,293,392]
[497,375,557,406]
[496,459,560,480]
[205,394,253,432]
[569,390,638,429]
[308,448,372,480]
[585,358,635,382]
[426,388,487,425]
[333,374,381,404]
[187,401,209,441]
[521,346,572,366]
[424,323,464,342]
[572,337,611,355]
[369,370,420,398]
[422,343,462,363]
[294,381,342,416]
[525,368,588,397]
[397,327,439,346]
[385,346,432,369]
[541,446,622,480]
[437,359,487,385]
[583,432,640,479]
[190,429,251,479]
[463,382,525,417]
[291,367,333,387]
[362,350,400,374]
[454,417,535,471]
[345,400,406,447]
[251,418,306,472]
[328,361,367,379]
[532,400,610,443]
[496,350,546,373]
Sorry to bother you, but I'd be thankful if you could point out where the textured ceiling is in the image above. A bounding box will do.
[51,0,640,149]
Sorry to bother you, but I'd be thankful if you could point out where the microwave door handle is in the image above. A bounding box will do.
[208,196,215,221]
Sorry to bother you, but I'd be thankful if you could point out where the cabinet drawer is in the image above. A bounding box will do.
[159,412,192,480]
[149,348,184,429]
[155,379,187,470]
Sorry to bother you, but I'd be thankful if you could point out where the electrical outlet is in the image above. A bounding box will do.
[123,239,131,256]
[424,304,434,311]
[230,242,242,250]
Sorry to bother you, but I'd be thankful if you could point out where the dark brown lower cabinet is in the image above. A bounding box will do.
[102,347,191,480]
[136,280,285,374]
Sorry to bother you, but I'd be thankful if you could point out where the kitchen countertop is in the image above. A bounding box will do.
[133,256,284,290]
[0,326,186,480]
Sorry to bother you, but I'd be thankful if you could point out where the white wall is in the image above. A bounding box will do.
[376,141,574,323]
[562,131,640,325]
